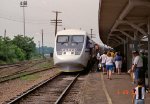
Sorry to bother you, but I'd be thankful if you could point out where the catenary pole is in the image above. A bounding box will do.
[42,29,44,59]
[51,11,62,36]
[4,29,6,38]
[38,41,40,55]
[90,29,95,39]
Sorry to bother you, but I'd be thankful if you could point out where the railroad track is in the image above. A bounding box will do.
[0,59,49,82]
[60,75,85,104]
[0,62,26,69]
[0,66,55,83]
[0,59,44,70]
[6,73,81,104]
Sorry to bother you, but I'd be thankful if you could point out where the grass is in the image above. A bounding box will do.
[20,74,40,81]
[39,63,52,68]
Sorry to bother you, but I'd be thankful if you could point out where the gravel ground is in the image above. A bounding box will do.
[0,60,44,78]
[0,66,21,77]
[0,68,60,104]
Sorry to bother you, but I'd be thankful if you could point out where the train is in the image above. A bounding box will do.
[53,29,99,72]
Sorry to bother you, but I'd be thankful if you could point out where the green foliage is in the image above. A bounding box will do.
[0,35,36,64]
[10,45,25,61]
[12,35,36,60]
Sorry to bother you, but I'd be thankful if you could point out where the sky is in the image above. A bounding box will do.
[0,0,102,47]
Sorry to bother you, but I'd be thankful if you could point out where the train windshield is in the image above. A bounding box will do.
[57,36,69,43]
[71,35,84,43]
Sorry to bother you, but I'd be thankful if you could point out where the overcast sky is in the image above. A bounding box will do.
[0,0,102,47]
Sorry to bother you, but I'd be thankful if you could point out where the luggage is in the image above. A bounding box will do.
[128,69,135,82]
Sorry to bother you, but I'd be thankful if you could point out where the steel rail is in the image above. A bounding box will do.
[55,73,80,104]
[0,60,47,80]
[0,59,44,69]
[0,66,55,83]
[6,72,62,104]
[0,60,31,69]
[0,64,22,69]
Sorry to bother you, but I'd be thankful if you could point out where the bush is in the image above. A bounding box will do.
[0,35,36,63]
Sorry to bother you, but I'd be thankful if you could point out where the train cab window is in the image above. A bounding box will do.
[57,36,69,43]
[71,35,84,43]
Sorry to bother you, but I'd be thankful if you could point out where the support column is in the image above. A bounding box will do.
[127,37,133,71]
[124,40,126,56]
[148,17,150,89]
[124,37,127,72]
[133,31,139,51]
[126,37,130,70]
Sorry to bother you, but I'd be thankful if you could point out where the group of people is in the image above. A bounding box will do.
[97,50,123,80]
[94,49,148,104]
[96,50,148,104]
[130,50,148,104]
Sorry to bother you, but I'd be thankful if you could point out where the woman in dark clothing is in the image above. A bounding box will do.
[114,52,122,74]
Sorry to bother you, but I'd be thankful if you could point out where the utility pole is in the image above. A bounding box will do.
[41,29,44,59]
[3,29,7,60]
[4,29,6,38]
[20,1,27,37]
[38,41,40,55]
[90,29,95,39]
[51,11,62,36]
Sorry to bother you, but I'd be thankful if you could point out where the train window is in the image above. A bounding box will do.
[57,36,69,43]
[71,35,84,43]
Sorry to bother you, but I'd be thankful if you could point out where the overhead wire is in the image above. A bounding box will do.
[0,16,50,25]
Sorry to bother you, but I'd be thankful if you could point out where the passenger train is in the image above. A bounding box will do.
[53,29,96,72]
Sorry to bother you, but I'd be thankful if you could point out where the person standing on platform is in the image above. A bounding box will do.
[91,44,100,72]
[114,52,122,74]
[96,51,101,72]
[99,51,107,74]
[105,52,114,80]
[132,79,145,104]
[140,50,148,91]
[131,51,143,85]
[110,50,115,73]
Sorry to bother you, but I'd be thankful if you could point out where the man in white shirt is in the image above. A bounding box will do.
[96,51,101,72]
[132,51,143,84]
[99,51,107,74]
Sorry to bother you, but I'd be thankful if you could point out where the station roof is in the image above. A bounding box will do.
[99,0,150,47]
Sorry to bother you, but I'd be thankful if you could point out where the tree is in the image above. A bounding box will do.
[12,35,36,60]
[0,36,25,63]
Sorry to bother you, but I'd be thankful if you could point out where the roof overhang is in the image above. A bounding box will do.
[99,0,150,47]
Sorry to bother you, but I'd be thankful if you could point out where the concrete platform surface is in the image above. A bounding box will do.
[80,72,150,104]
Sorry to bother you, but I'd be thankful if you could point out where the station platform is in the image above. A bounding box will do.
[80,72,150,104]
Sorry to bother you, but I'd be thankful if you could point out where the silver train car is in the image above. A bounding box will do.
[53,29,94,72]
